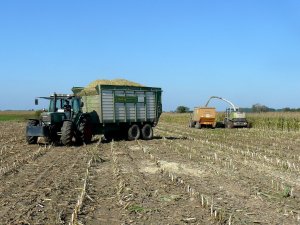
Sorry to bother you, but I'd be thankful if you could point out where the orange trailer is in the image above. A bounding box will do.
[189,107,216,129]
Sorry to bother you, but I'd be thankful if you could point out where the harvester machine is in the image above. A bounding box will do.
[205,96,249,128]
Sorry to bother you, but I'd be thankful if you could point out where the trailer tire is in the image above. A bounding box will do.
[26,120,39,144]
[78,117,93,144]
[189,121,196,128]
[128,124,141,141]
[195,122,201,129]
[141,124,153,140]
[61,121,74,146]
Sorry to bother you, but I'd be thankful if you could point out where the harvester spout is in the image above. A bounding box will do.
[205,96,237,111]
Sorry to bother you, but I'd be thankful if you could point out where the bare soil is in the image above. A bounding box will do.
[0,121,300,224]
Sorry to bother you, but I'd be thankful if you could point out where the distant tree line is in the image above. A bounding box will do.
[175,104,300,113]
[248,104,300,112]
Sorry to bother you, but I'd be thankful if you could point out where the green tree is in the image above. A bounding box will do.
[176,106,190,113]
[252,103,268,113]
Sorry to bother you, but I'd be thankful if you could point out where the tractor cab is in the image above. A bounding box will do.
[36,94,82,124]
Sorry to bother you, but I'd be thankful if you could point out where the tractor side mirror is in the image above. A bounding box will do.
[35,99,38,105]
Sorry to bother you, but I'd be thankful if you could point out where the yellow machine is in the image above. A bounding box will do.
[189,107,216,129]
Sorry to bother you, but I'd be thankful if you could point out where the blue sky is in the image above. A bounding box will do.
[0,0,299,111]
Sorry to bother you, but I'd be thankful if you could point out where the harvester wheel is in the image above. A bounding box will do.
[195,122,201,129]
[61,121,74,146]
[26,120,38,144]
[226,121,233,129]
[128,124,141,141]
[78,117,93,144]
[141,124,153,140]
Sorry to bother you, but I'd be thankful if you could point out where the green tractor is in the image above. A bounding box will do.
[26,93,93,145]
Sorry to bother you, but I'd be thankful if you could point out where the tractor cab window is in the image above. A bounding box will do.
[72,98,81,113]
[49,99,65,112]
[49,99,55,112]
[63,99,71,112]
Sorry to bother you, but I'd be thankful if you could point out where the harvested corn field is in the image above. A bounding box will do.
[1,115,300,224]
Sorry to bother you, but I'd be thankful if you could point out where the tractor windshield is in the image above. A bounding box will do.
[49,98,64,112]
[48,97,81,113]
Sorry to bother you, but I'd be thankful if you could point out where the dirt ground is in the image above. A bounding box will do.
[0,121,300,224]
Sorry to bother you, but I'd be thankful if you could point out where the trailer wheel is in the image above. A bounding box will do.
[189,120,196,128]
[195,122,201,129]
[61,121,74,146]
[141,124,153,140]
[26,120,38,144]
[78,117,93,144]
[128,124,141,141]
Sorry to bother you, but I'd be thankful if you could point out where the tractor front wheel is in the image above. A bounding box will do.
[61,121,74,146]
[26,120,38,144]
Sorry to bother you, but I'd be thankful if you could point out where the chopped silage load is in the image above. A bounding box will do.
[79,79,143,96]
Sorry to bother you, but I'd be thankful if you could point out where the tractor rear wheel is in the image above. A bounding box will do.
[78,117,93,144]
[141,124,153,140]
[61,121,74,146]
[128,124,141,141]
[26,120,38,144]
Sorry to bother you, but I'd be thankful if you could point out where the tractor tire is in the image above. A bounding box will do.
[26,120,38,144]
[61,121,74,146]
[78,117,93,144]
[128,124,141,141]
[141,124,153,140]
[195,122,201,129]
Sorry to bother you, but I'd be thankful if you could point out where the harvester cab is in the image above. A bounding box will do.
[205,96,249,128]
[26,93,92,145]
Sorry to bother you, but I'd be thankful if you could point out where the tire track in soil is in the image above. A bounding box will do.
[79,140,213,225]
[0,145,91,225]
[77,142,122,224]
